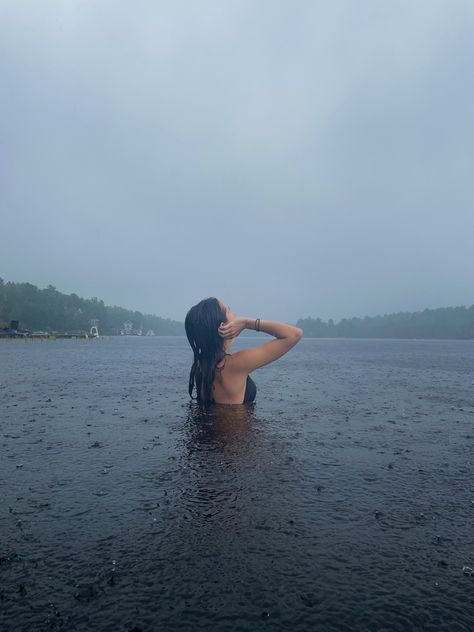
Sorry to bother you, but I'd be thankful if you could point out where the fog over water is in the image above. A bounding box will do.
[1,1,473,322]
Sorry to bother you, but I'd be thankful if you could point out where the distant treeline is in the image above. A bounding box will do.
[1,278,473,339]
[0,279,183,335]
[296,305,474,339]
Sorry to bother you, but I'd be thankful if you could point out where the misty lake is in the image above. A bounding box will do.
[1,336,473,631]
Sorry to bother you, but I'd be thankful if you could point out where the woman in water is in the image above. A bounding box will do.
[185,297,303,406]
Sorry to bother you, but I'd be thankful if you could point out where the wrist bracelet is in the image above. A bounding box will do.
[255,318,260,332]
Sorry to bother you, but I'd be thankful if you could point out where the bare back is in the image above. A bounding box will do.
[200,354,250,405]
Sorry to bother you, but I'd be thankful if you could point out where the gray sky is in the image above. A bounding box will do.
[1,0,473,323]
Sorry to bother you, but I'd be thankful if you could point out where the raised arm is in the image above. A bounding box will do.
[219,317,303,373]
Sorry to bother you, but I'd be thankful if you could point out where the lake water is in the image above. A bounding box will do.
[1,336,473,631]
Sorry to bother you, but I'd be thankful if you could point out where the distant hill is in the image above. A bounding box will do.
[0,279,183,335]
[297,305,474,340]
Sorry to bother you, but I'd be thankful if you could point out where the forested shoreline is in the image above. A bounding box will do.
[1,279,473,339]
[296,305,474,339]
[0,279,183,335]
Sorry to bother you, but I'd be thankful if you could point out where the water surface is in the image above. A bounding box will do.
[1,337,473,631]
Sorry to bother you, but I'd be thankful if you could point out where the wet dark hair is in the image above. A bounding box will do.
[184,297,227,406]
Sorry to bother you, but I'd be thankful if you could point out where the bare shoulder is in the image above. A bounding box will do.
[228,331,303,374]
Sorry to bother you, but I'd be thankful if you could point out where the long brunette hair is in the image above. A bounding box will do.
[184,297,227,406]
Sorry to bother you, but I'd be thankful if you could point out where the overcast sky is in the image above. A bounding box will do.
[1,0,473,323]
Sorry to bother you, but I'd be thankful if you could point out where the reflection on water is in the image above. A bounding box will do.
[183,401,258,454]
[176,401,274,528]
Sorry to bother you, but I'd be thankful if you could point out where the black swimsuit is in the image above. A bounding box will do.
[243,375,257,404]
[224,353,257,404]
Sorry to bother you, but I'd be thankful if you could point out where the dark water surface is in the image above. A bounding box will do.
[1,336,473,631]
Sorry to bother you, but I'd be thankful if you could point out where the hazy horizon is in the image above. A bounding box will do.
[2,275,473,326]
[1,1,473,322]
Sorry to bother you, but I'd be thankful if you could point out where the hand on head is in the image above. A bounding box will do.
[218,321,231,339]
[218,317,245,340]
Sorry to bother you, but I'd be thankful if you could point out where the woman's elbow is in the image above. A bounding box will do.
[292,327,303,340]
